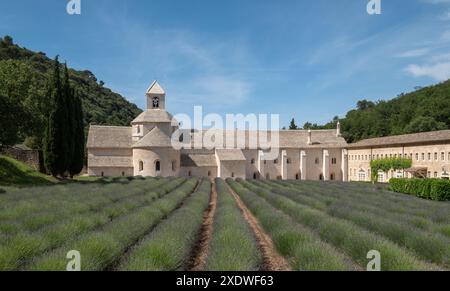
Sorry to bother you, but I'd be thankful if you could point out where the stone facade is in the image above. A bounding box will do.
[86,81,450,182]
[348,140,450,182]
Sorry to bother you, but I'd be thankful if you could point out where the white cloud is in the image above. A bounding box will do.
[396,48,430,58]
[421,0,450,4]
[405,62,450,81]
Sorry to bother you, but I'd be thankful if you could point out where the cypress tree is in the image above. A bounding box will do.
[43,56,62,176]
[69,90,85,177]
[289,118,298,130]
[63,63,75,175]
[43,56,69,177]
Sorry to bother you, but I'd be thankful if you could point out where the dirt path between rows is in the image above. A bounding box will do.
[225,182,291,271]
[188,179,218,271]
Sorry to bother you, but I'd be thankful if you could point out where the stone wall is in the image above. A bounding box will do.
[1,146,40,171]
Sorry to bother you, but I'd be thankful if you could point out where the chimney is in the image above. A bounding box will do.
[307,129,312,145]
[336,121,341,137]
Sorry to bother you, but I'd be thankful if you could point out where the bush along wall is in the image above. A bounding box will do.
[390,178,450,201]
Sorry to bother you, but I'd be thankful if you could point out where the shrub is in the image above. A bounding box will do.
[120,179,211,271]
[390,179,450,201]
[204,179,261,271]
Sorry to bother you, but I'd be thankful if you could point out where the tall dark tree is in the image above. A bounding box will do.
[43,56,68,177]
[70,90,85,177]
[63,63,75,173]
[289,118,298,130]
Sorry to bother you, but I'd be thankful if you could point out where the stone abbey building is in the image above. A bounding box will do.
[87,81,450,182]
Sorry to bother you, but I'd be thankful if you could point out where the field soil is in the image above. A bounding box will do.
[188,179,218,271]
[225,183,291,271]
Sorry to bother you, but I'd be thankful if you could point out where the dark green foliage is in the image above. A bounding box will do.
[43,56,67,176]
[0,36,142,149]
[404,116,447,134]
[0,94,26,145]
[63,64,75,172]
[70,92,85,176]
[289,118,298,130]
[390,178,450,201]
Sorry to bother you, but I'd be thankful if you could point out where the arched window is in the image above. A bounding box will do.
[101,172,104,177]
[155,160,161,172]
[251,159,255,165]
[315,158,320,164]
[137,125,141,134]
[188,171,192,177]
[253,173,258,180]
[319,174,324,181]
[152,97,160,108]
[122,171,125,177]
[296,173,300,180]
[208,171,211,177]
[286,158,291,164]
[358,169,366,181]
[274,159,278,164]
[330,173,335,180]
[139,161,144,172]
[231,172,235,178]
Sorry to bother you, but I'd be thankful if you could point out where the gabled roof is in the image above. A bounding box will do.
[216,149,246,161]
[185,129,347,149]
[132,127,172,148]
[146,80,165,95]
[348,130,450,148]
[181,154,217,167]
[132,110,177,125]
[87,126,132,149]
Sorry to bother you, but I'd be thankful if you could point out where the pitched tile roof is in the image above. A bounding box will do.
[131,110,178,125]
[87,126,133,149]
[132,127,172,148]
[216,149,246,161]
[180,154,217,167]
[185,129,347,149]
[348,130,450,148]
[146,80,165,95]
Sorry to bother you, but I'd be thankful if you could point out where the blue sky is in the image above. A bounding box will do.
[1,0,450,127]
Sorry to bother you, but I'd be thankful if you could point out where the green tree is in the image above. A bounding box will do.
[43,56,68,177]
[289,118,298,130]
[0,94,25,145]
[405,116,447,134]
[69,91,85,177]
[63,63,74,172]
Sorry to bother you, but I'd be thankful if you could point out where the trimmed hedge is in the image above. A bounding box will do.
[390,178,450,201]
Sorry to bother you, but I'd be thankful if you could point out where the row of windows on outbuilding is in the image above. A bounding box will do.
[350,152,450,162]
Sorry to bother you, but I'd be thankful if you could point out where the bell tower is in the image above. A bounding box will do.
[146,80,166,110]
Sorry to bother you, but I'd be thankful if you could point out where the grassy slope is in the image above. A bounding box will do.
[0,155,56,186]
